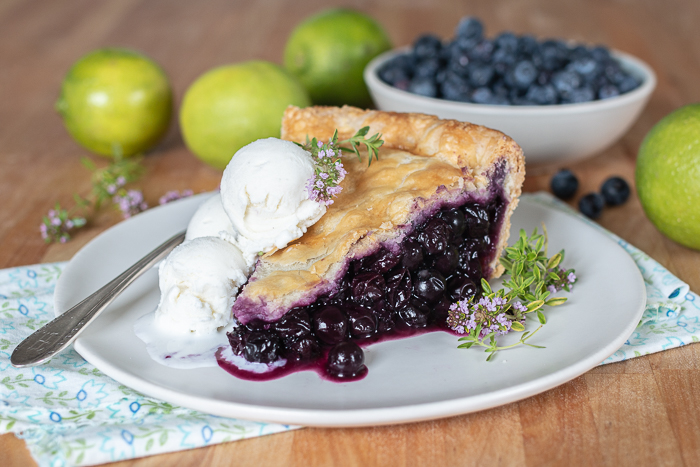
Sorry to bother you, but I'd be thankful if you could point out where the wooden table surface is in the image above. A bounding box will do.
[1,0,699,465]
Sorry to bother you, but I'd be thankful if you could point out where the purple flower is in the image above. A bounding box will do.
[567,272,577,283]
[547,285,557,294]
[40,206,85,244]
[113,190,148,219]
[159,189,194,205]
[513,301,527,312]
[447,293,514,339]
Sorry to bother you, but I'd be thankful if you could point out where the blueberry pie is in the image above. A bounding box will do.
[223,105,524,380]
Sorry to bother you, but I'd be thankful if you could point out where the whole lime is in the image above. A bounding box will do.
[284,8,392,107]
[180,61,311,170]
[56,48,172,158]
[636,104,700,250]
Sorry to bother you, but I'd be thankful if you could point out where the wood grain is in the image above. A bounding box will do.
[1,0,699,466]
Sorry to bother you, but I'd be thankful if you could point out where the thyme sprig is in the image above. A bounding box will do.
[299,127,384,205]
[448,227,577,361]
[336,126,383,166]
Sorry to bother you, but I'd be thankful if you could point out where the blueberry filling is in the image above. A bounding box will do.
[224,196,504,381]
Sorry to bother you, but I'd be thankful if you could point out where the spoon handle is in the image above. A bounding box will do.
[10,230,186,368]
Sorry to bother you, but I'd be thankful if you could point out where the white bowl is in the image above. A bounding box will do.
[364,48,656,166]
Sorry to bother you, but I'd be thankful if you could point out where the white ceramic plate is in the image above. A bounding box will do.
[54,193,645,427]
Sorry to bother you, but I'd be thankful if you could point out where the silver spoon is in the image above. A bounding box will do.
[10,230,186,368]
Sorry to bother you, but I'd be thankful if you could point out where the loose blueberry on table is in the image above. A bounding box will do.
[578,192,606,219]
[377,16,641,105]
[600,176,631,206]
[550,169,579,200]
[222,200,502,381]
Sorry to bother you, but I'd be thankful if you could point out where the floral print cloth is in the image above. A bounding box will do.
[1,192,698,466]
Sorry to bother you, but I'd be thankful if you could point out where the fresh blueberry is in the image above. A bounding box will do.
[550,169,579,200]
[468,39,495,61]
[570,57,599,80]
[492,47,517,67]
[511,60,537,90]
[413,34,442,60]
[540,40,567,70]
[413,269,447,303]
[578,193,605,219]
[471,87,494,104]
[564,86,595,103]
[525,84,558,105]
[590,46,612,62]
[455,16,484,40]
[598,84,620,100]
[326,341,366,378]
[600,176,631,206]
[618,76,640,93]
[468,64,495,88]
[409,77,438,98]
[413,57,442,79]
[552,70,582,95]
[495,32,518,52]
[440,74,471,102]
[518,35,539,56]
[603,60,626,84]
[378,64,410,86]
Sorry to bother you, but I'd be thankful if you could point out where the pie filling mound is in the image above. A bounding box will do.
[217,106,524,381]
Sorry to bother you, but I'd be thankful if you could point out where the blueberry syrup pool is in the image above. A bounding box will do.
[218,196,506,381]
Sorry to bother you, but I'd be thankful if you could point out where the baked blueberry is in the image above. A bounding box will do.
[413,269,447,303]
[313,306,348,345]
[326,341,366,378]
[243,331,281,364]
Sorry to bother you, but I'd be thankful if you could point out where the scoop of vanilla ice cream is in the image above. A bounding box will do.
[220,138,326,265]
[185,193,237,244]
[155,237,248,334]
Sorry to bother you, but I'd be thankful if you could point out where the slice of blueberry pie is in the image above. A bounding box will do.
[222,105,525,381]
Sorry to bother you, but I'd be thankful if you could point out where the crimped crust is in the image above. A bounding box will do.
[232,106,524,324]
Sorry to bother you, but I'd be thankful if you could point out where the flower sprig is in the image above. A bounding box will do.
[40,204,86,244]
[41,156,149,243]
[448,227,577,361]
[299,127,383,206]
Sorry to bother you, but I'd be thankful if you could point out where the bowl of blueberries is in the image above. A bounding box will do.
[364,17,656,166]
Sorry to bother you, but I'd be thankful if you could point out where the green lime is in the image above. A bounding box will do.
[636,104,700,250]
[56,48,172,158]
[284,8,392,107]
[180,61,311,170]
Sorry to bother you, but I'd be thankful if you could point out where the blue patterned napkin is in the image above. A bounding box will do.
[1,192,698,467]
